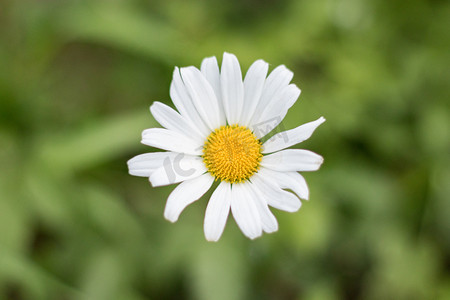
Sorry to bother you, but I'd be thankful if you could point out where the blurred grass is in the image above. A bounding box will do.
[1,0,449,299]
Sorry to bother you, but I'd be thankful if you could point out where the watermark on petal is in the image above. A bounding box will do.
[163,153,196,183]
[251,116,289,143]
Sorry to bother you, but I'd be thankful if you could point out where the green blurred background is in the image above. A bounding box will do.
[1,0,449,299]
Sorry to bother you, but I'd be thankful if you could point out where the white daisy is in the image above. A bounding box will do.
[128,52,325,241]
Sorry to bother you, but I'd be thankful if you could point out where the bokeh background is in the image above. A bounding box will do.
[1,0,449,299]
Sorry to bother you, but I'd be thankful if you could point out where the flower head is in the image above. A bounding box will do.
[128,52,325,241]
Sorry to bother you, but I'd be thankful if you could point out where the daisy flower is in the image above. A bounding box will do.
[128,52,325,241]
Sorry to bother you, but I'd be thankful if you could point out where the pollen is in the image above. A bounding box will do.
[203,125,262,183]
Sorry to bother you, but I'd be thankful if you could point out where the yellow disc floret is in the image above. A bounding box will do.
[203,125,262,183]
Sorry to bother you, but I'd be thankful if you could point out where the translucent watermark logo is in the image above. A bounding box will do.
[162,153,197,183]
[251,116,289,144]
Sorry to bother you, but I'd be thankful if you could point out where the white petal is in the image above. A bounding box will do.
[262,117,326,153]
[141,128,203,155]
[251,65,293,123]
[164,173,214,222]
[149,155,206,187]
[201,56,226,124]
[260,65,294,105]
[180,66,222,130]
[252,84,300,139]
[247,183,278,233]
[221,52,244,125]
[204,181,231,242]
[169,67,210,136]
[201,56,220,96]
[240,59,269,126]
[252,173,302,212]
[230,183,262,239]
[257,168,309,200]
[150,101,204,144]
[258,84,300,122]
[127,152,178,177]
[261,149,324,172]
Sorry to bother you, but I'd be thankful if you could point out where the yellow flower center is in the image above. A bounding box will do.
[203,125,262,183]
